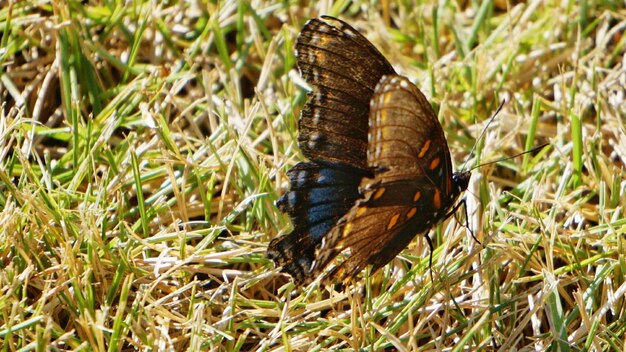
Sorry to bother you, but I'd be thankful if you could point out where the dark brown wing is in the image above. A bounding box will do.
[312,75,463,283]
[296,16,396,169]
[267,17,395,283]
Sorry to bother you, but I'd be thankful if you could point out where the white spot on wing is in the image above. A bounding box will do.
[312,110,321,124]
[288,192,297,205]
[308,132,321,149]
[294,171,308,187]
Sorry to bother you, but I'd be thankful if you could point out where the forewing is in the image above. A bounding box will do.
[368,75,453,192]
[296,16,396,168]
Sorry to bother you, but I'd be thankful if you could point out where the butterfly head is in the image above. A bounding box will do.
[451,171,471,198]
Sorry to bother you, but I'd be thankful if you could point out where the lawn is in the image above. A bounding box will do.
[1,1,625,350]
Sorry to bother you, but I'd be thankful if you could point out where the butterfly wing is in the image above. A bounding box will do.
[312,75,460,283]
[268,17,394,282]
[267,162,368,284]
[296,16,396,169]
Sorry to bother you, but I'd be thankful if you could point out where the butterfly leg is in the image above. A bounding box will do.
[446,198,481,245]
[425,234,435,283]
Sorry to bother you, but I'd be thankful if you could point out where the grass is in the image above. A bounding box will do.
[1,0,625,350]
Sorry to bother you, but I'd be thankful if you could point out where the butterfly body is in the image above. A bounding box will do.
[268,17,469,285]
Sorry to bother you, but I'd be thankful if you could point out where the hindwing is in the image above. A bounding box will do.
[267,162,369,283]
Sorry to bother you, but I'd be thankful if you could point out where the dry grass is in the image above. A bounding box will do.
[1,0,625,350]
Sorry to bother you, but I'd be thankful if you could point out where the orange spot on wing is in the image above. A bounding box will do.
[387,213,400,230]
[373,187,386,200]
[413,191,421,202]
[406,207,417,219]
[418,140,431,158]
[343,222,353,236]
[429,157,441,170]
[356,206,367,217]
[383,92,393,104]
[433,189,441,209]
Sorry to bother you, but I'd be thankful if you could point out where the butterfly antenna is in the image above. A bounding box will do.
[468,143,549,172]
[461,99,506,172]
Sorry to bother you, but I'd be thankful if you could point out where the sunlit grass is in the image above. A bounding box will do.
[1,1,625,350]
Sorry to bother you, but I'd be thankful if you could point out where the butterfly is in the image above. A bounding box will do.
[267,16,470,285]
